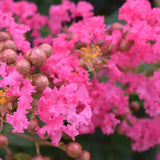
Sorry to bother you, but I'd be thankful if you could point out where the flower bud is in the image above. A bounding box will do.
[24,50,31,59]
[129,101,140,113]
[0,32,11,42]
[66,142,82,158]
[27,118,41,134]
[38,43,53,58]
[0,135,9,148]
[108,22,123,34]
[30,98,38,111]
[16,58,31,75]
[0,49,17,64]
[31,155,50,160]
[32,74,49,90]
[27,48,47,67]
[75,151,91,160]
[3,40,17,51]
[119,39,132,52]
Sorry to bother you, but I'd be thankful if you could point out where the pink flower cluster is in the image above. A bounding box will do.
[1,0,160,153]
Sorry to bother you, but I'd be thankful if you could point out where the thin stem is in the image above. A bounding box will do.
[7,130,54,147]
[35,142,40,155]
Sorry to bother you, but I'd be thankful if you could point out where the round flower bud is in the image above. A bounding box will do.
[66,142,82,158]
[75,151,91,160]
[27,118,41,134]
[24,50,31,60]
[27,48,47,67]
[108,22,123,34]
[16,58,31,75]
[0,32,11,42]
[0,49,17,64]
[0,135,9,148]
[3,40,17,51]
[119,39,132,52]
[38,43,53,58]
[130,101,140,113]
[31,155,50,160]
[32,74,49,91]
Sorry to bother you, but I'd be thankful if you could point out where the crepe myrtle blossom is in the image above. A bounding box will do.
[1,0,160,155]
[0,63,35,132]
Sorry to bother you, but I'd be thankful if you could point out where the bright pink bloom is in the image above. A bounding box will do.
[48,1,73,34]
[69,16,106,44]
[120,115,160,151]
[71,1,93,20]
[0,10,30,52]
[0,63,35,132]
[37,83,92,146]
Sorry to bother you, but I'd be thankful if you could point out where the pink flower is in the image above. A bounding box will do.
[89,79,128,134]
[37,83,92,146]
[69,16,106,44]
[119,0,152,24]
[0,63,35,132]
[71,1,94,20]
[0,10,30,52]
[120,115,160,151]
[48,1,73,34]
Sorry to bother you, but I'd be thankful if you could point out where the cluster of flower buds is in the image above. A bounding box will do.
[16,43,53,91]
[0,31,17,64]
[16,43,53,75]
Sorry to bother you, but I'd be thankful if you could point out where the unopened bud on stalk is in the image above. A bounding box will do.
[3,40,17,51]
[0,135,9,148]
[129,101,140,113]
[66,142,82,158]
[27,118,41,134]
[16,58,31,75]
[0,49,17,64]
[0,32,11,42]
[32,74,49,90]
[75,150,91,160]
[26,48,47,67]
[38,43,53,58]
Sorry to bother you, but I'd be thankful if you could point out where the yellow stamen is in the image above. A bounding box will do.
[80,45,102,63]
[0,90,8,105]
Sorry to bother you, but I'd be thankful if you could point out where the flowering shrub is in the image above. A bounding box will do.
[0,0,160,159]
